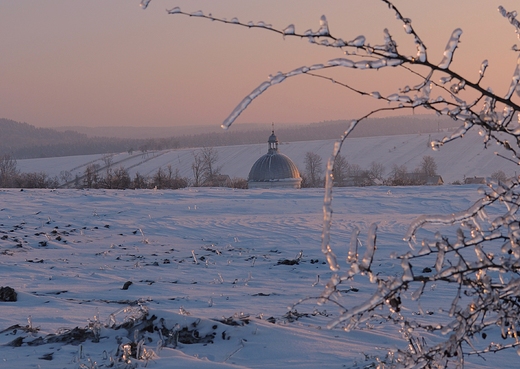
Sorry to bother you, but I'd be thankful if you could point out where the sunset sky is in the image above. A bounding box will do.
[1,1,519,129]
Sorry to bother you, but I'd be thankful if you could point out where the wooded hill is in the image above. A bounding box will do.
[0,118,179,159]
[1,116,458,159]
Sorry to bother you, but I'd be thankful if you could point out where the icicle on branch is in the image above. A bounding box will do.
[438,28,463,69]
[139,0,151,10]
[359,223,378,271]
[347,227,360,264]
[498,6,520,38]
[505,55,520,100]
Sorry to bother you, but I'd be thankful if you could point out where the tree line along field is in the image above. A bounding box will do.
[5,129,520,190]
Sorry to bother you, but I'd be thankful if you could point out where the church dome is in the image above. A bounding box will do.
[248,130,302,189]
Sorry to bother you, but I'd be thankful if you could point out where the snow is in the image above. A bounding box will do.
[438,28,463,70]
[0,185,517,368]
[15,130,520,185]
[282,24,295,36]
[349,35,365,47]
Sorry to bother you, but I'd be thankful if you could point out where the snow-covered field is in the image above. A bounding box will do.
[16,129,520,185]
[0,185,516,368]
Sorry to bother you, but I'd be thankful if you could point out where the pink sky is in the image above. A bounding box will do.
[0,0,519,129]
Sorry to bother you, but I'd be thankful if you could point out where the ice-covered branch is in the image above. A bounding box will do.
[221,56,409,129]
[404,194,492,242]
[158,0,520,365]
[158,3,520,134]
[222,64,326,129]
[498,5,520,39]
[164,7,344,46]
[381,0,426,52]
[505,55,520,100]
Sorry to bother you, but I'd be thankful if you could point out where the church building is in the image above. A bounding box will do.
[248,130,302,189]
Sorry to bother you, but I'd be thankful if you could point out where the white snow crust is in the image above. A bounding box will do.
[0,186,516,368]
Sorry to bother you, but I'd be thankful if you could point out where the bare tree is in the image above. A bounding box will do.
[200,147,222,186]
[111,166,131,189]
[491,169,507,182]
[388,164,407,186]
[191,152,203,187]
[83,164,99,189]
[132,172,148,189]
[163,165,188,189]
[17,172,58,188]
[345,163,372,186]
[59,170,72,185]
[420,155,438,177]
[152,167,167,189]
[100,155,114,188]
[304,151,323,187]
[332,153,349,187]
[368,161,385,184]
[0,154,18,188]
[166,164,175,187]
[411,166,427,185]
[162,2,520,366]
[102,155,113,168]
[189,147,223,187]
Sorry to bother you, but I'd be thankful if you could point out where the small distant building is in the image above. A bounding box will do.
[344,175,375,187]
[404,173,444,186]
[248,130,302,189]
[464,176,486,185]
[425,175,444,186]
[208,174,231,187]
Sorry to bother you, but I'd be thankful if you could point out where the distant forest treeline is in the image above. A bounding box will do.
[1,116,458,159]
[0,119,179,159]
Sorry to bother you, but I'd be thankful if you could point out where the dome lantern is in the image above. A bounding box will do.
[268,130,278,154]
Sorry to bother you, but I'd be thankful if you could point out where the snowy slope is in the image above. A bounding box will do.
[0,186,517,368]
[16,129,520,185]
